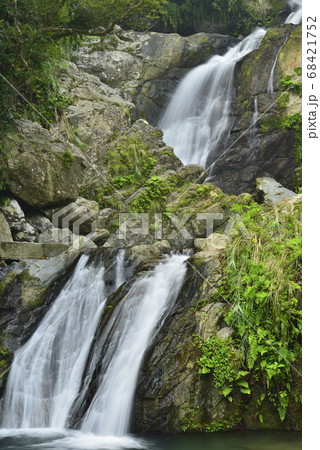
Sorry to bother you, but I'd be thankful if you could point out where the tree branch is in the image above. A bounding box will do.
[12,0,29,68]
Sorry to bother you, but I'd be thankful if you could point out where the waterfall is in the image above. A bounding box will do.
[80,253,188,436]
[0,250,188,448]
[159,28,266,167]
[115,249,126,289]
[267,36,289,94]
[250,96,259,148]
[1,254,107,429]
[285,0,302,25]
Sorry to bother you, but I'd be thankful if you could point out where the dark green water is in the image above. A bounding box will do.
[0,430,301,450]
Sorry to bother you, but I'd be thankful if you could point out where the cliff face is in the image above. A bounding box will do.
[209,25,302,194]
[0,24,301,432]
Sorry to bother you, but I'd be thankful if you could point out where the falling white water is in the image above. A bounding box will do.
[285,0,302,25]
[115,249,126,289]
[80,253,188,436]
[250,96,259,134]
[249,97,259,149]
[267,36,289,94]
[1,255,107,429]
[267,1,301,94]
[159,28,266,167]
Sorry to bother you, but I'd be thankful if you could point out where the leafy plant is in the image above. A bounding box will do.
[61,150,75,169]
[130,176,172,212]
[219,199,302,421]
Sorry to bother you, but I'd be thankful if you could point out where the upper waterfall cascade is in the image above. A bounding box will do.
[159,0,302,168]
[159,28,266,167]
[285,0,302,25]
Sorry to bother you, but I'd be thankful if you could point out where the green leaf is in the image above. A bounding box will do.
[240,387,251,394]
[222,386,233,397]
[236,380,249,388]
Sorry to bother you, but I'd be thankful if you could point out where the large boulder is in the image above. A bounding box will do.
[4,120,86,208]
[256,177,297,205]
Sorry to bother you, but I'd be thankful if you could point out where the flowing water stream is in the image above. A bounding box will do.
[80,253,189,436]
[159,28,266,167]
[285,0,302,25]
[1,255,107,429]
[159,0,302,168]
[0,253,190,448]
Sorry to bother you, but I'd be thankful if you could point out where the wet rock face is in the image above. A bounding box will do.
[208,25,302,195]
[131,235,236,433]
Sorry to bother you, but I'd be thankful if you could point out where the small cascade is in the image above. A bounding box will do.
[250,96,259,149]
[285,0,302,25]
[1,255,107,429]
[115,249,126,289]
[80,253,188,436]
[159,28,266,167]
[267,36,289,94]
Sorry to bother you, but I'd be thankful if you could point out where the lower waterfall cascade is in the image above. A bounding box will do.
[0,252,189,443]
[80,253,189,436]
[1,254,107,429]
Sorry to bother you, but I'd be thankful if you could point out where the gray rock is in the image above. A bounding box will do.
[256,177,296,206]
[216,327,234,340]
[14,223,38,243]
[25,214,53,234]
[97,208,113,229]
[0,199,25,223]
[84,229,110,246]
[74,31,237,124]
[0,241,70,260]
[0,212,13,242]
[176,164,207,183]
[0,198,38,242]
[36,228,76,244]
[45,197,100,235]
[208,25,301,195]
[4,120,86,208]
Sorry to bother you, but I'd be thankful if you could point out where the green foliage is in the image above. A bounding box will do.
[69,0,167,32]
[161,0,280,35]
[0,0,166,129]
[130,176,172,212]
[106,134,156,183]
[0,141,8,191]
[280,74,302,97]
[162,0,211,34]
[180,404,240,432]
[196,185,212,196]
[0,334,11,378]
[61,150,76,169]
[220,199,302,421]
[194,334,239,388]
